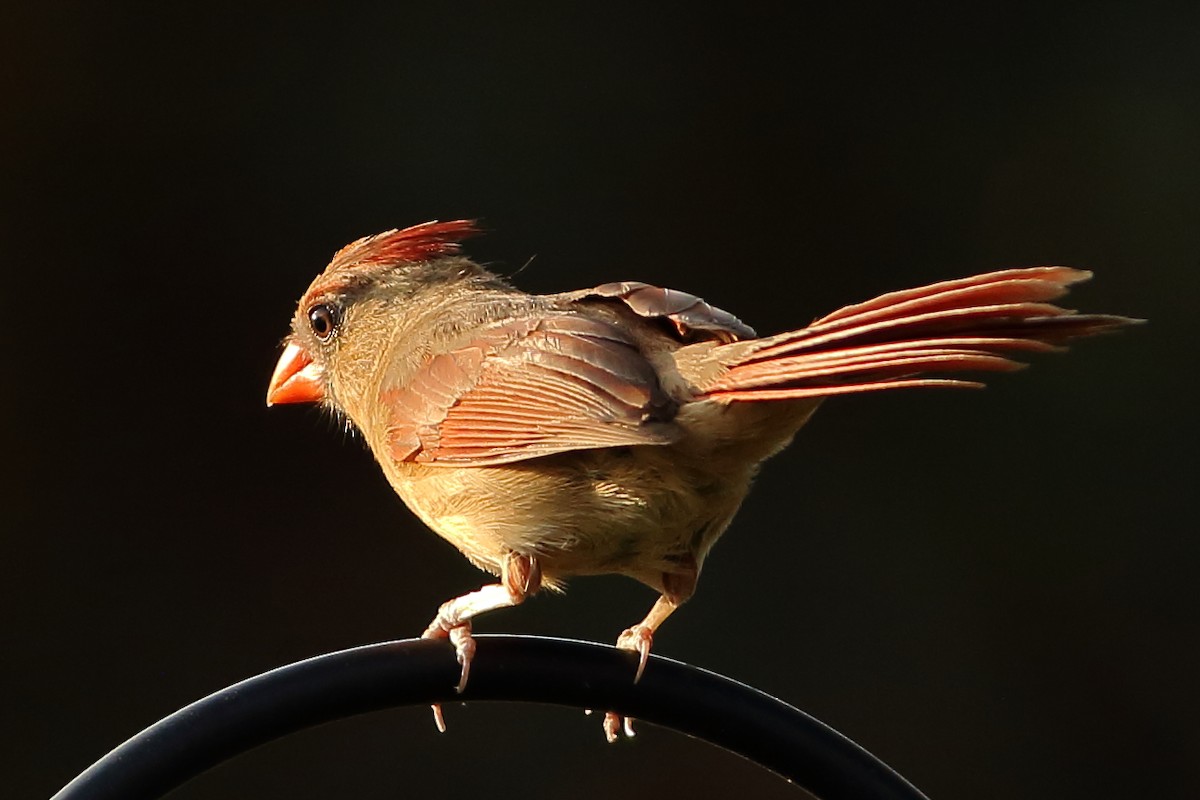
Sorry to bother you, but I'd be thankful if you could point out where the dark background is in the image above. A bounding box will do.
[5,3,1196,798]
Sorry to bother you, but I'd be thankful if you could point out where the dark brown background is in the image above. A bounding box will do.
[5,3,1196,798]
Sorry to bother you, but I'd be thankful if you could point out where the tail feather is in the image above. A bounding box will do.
[698,267,1140,402]
[813,267,1089,326]
[704,378,984,402]
[715,349,1024,393]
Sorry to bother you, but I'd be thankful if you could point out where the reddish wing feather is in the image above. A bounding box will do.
[383,315,678,467]
[562,282,756,342]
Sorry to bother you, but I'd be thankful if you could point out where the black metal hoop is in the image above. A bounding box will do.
[53,635,928,800]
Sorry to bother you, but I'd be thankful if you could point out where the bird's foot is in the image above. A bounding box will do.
[616,624,654,683]
[423,612,476,691]
[422,615,476,732]
[600,624,655,742]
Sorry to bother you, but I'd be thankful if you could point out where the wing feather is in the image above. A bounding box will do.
[382,315,678,466]
[559,281,756,342]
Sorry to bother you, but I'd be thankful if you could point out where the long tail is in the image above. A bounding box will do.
[697,267,1140,402]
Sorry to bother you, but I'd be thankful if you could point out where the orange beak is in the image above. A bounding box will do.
[266,341,325,406]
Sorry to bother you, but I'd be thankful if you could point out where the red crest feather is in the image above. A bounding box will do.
[328,220,481,272]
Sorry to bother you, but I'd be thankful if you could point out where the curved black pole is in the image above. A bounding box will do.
[53,635,928,800]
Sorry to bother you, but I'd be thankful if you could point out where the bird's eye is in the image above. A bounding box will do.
[308,304,338,342]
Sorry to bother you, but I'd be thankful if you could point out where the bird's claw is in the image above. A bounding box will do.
[602,711,637,743]
[616,624,654,683]
[422,617,477,732]
[448,624,475,693]
[422,617,476,692]
[598,624,654,742]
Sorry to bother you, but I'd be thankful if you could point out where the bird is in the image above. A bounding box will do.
[266,219,1138,741]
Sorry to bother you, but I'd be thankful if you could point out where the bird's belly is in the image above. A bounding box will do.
[385,446,753,590]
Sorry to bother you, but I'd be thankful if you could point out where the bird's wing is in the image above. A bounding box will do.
[382,314,679,467]
[559,282,757,343]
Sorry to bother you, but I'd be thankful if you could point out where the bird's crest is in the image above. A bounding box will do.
[303,220,482,301]
[328,220,481,271]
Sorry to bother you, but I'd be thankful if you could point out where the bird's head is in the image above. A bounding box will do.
[265,219,486,413]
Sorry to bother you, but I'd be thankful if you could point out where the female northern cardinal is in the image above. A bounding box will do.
[267,220,1136,740]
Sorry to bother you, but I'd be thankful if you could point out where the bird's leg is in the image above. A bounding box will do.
[603,565,696,743]
[423,551,541,731]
